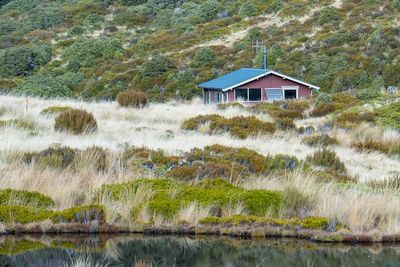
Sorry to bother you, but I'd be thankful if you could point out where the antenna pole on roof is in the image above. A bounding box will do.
[263,47,268,71]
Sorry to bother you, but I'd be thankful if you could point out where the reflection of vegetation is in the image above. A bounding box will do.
[0,235,399,267]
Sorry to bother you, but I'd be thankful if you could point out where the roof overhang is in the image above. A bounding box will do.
[220,70,320,92]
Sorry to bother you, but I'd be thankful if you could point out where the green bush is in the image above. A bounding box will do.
[315,92,332,106]
[375,102,400,129]
[140,55,173,78]
[0,45,52,78]
[318,7,339,25]
[0,189,54,209]
[394,0,400,9]
[62,39,123,68]
[191,47,216,68]
[116,90,148,108]
[26,8,64,30]
[238,1,257,18]
[17,75,72,99]
[55,109,98,135]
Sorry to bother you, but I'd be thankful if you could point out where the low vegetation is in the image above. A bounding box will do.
[116,90,148,108]
[182,114,275,139]
[54,109,97,135]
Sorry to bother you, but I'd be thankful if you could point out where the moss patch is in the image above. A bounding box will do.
[0,189,54,209]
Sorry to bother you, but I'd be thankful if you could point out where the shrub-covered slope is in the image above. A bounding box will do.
[0,0,399,101]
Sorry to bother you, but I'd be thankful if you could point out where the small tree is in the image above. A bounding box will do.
[315,92,332,106]
[238,1,257,18]
[117,89,148,108]
[55,109,98,135]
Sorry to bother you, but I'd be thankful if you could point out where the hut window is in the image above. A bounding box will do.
[235,89,248,101]
[249,89,261,101]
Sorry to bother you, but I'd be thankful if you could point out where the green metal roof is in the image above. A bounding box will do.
[198,68,268,90]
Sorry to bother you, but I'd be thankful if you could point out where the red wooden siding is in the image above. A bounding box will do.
[238,73,311,100]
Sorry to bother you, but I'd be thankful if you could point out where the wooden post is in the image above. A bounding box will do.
[25,97,29,115]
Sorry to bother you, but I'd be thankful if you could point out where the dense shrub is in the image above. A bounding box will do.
[182,114,275,139]
[17,75,72,98]
[62,39,123,68]
[308,149,346,175]
[140,55,173,78]
[318,7,339,25]
[315,92,332,106]
[191,47,216,68]
[238,1,257,17]
[55,109,98,135]
[375,102,400,129]
[0,45,52,78]
[116,90,148,108]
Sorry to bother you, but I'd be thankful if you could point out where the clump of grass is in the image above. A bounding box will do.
[281,186,312,218]
[55,109,97,135]
[182,114,275,139]
[334,111,375,128]
[217,102,244,110]
[40,106,72,115]
[22,146,107,171]
[116,90,148,108]
[307,149,347,175]
[389,141,400,156]
[302,134,339,147]
[310,103,335,117]
[0,119,36,131]
[351,139,391,154]
[367,176,400,192]
[276,118,296,130]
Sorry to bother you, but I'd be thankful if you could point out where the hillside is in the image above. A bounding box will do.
[0,0,400,101]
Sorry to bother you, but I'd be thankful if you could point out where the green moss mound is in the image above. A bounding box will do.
[199,215,329,230]
[0,189,54,209]
[98,178,282,219]
[0,205,105,224]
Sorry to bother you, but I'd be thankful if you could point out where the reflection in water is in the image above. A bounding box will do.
[0,235,399,266]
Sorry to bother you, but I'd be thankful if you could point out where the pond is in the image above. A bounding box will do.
[0,234,399,267]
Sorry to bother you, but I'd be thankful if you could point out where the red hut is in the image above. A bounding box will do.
[198,49,319,104]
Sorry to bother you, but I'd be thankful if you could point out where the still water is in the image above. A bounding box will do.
[0,234,399,267]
